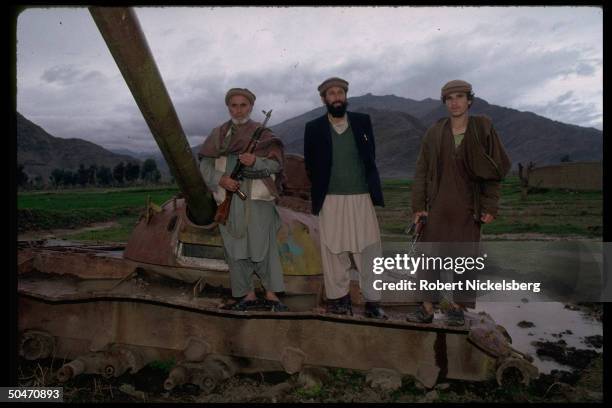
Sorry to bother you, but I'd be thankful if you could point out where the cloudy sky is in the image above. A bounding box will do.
[16,6,602,153]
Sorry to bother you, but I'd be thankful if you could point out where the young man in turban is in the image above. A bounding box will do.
[198,88,288,312]
[303,77,387,319]
[407,80,511,326]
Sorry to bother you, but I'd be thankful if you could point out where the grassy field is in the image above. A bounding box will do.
[17,177,602,242]
[17,186,179,239]
[379,176,602,240]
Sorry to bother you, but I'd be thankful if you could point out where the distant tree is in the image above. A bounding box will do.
[77,164,89,186]
[33,175,43,188]
[125,161,141,183]
[113,162,126,185]
[50,168,64,187]
[96,166,112,186]
[62,169,76,186]
[141,158,161,183]
[17,164,29,188]
[88,164,98,185]
[560,154,572,163]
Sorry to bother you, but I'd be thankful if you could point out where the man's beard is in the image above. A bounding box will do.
[326,100,348,118]
[231,114,251,125]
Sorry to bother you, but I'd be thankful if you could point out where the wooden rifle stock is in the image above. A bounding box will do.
[214,110,273,225]
[214,190,233,224]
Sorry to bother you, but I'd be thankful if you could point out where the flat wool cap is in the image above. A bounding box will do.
[317,77,349,96]
[225,88,256,105]
[441,80,472,98]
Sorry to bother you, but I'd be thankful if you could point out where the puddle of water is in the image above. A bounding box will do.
[40,239,82,247]
[474,301,602,374]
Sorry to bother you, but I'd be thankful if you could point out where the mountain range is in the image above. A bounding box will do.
[16,112,141,184]
[17,94,602,182]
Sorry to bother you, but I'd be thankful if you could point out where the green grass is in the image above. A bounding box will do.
[147,358,176,374]
[18,186,179,210]
[17,177,602,241]
[377,176,602,240]
[63,216,140,242]
[17,186,179,238]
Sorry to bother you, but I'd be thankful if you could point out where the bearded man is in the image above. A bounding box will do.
[198,88,288,312]
[303,77,386,319]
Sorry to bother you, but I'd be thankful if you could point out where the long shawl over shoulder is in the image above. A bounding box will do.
[198,119,285,198]
[462,116,511,182]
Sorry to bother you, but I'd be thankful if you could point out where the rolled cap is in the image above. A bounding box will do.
[318,77,349,96]
[225,88,256,105]
[441,79,472,98]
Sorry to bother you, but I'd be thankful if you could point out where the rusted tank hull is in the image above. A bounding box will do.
[18,295,493,384]
[18,243,539,389]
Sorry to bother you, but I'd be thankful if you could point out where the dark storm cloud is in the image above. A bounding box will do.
[17,7,602,152]
[41,64,106,86]
[518,91,602,130]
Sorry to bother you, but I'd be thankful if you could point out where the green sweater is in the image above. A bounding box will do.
[327,125,369,194]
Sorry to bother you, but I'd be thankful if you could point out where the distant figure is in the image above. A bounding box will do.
[407,80,511,326]
[303,77,386,319]
[198,88,288,312]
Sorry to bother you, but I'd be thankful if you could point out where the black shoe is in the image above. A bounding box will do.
[326,293,353,316]
[406,305,434,324]
[364,302,388,320]
[228,297,260,311]
[446,308,465,326]
[265,299,289,312]
[340,293,353,315]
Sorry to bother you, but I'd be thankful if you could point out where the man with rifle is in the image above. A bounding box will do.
[198,88,288,312]
[407,80,510,326]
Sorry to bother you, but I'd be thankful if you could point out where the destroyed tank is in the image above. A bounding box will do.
[17,7,538,393]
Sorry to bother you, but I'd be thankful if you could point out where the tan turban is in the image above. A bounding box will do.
[441,80,473,98]
[317,77,349,96]
[225,88,256,105]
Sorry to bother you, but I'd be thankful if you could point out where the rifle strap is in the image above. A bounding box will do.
[221,122,238,153]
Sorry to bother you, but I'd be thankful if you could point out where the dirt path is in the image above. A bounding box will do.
[17,221,119,241]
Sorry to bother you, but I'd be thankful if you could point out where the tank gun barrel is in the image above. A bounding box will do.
[89,7,215,225]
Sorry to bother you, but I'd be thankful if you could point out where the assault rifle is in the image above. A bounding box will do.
[214,109,273,225]
[407,214,427,256]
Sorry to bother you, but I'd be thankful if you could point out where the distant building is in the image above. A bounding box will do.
[528,161,602,191]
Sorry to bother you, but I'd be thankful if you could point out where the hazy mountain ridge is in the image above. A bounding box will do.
[17,94,602,181]
[270,94,602,177]
[17,112,141,184]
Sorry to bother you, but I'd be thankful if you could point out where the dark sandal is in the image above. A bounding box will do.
[446,308,465,326]
[266,299,289,312]
[406,306,434,323]
[228,298,260,311]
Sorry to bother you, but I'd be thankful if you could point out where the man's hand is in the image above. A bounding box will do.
[480,213,495,224]
[219,175,240,192]
[414,211,428,224]
[239,153,256,167]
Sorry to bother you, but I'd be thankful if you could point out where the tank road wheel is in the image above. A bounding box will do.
[19,330,55,361]
[164,365,190,391]
[56,346,149,382]
[496,357,539,387]
[190,355,238,395]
